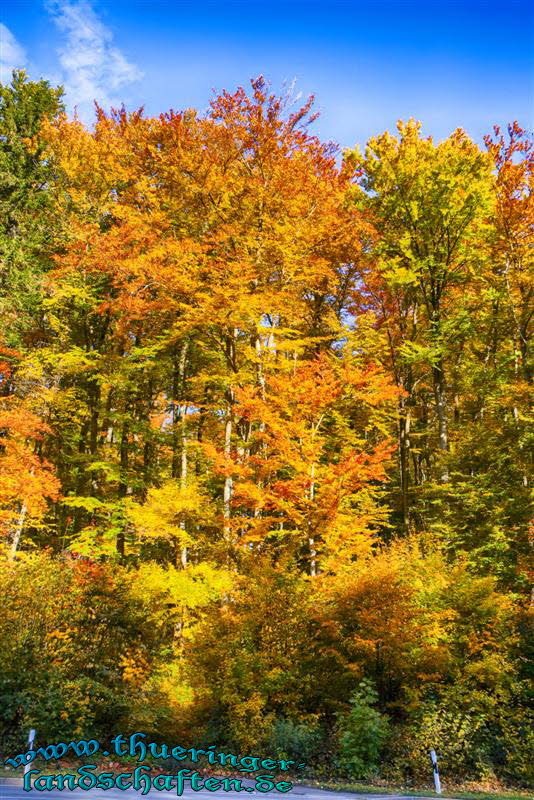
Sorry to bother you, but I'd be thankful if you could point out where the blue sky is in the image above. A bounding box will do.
[1,0,532,149]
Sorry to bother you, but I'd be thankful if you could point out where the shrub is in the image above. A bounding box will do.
[267,717,324,766]
[337,680,389,779]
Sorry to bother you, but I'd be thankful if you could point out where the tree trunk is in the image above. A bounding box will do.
[180,403,188,568]
[116,418,129,557]
[170,341,189,567]
[309,462,317,576]
[433,358,449,482]
[398,388,411,528]
[10,502,27,559]
[223,406,233,540]
[223,331,236,544]
[172,341,189,479]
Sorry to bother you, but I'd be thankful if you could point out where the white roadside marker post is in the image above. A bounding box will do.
[430,749,442,794]
[23,729,36,778]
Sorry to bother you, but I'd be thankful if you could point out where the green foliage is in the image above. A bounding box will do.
[0,76,531,788]
[0,551,167,750]
[387,702,492,783]
[0,69,64,344]
[337,680,389,779]
[386,689,534,788]
[267,718,324,765]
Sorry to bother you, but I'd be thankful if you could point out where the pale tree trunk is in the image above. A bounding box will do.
[426,298,449,483]
[179,405,188,569]
[505,258,532,385]
[309,461,317,577]
[116,418,130,557]
[255,335,266,400]
[172,341,189,479]
[398,386,411,528]
[176,341,189,568]
[223,331,237,544]
[433,358,449,483]
[10,502,27,560]
[253,335,266,522]
[223,408,233,540]
[386,310,414,525]
[11,462,36,558]
[307,416,323,577]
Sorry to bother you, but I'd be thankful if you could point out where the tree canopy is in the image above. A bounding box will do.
[0,72,532,789]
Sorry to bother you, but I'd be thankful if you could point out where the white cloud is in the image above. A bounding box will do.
[45,1,143,121]
[0,23,28,84]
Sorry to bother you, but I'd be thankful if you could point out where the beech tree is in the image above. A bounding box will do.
[0,73,531,785]
[348,120,494,517]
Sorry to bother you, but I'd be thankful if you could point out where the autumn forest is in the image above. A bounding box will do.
[0,71,532,788]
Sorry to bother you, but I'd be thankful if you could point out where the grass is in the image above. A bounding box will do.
[300,778,532,800]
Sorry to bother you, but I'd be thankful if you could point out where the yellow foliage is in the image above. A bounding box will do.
[127,479,215,548]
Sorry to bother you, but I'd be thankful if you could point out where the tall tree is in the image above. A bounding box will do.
[348,120,494,515]
[0,69,64,345]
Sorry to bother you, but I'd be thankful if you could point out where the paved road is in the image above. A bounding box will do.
[0,778,440,800]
